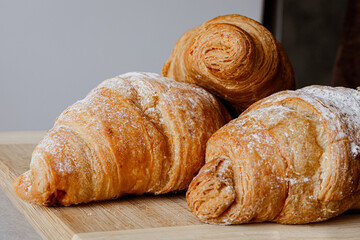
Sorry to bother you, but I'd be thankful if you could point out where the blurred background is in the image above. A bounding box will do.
[0,0,349,132]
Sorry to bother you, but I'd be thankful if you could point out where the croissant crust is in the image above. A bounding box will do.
[162,14,295,113]
[13,72,231,206]
[187,85,360,224]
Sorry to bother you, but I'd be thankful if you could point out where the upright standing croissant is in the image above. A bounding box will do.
[13,72,231,206]
[162,14,295,113]
[187,86,360,224]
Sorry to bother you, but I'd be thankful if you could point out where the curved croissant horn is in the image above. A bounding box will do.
[163,14,295,113]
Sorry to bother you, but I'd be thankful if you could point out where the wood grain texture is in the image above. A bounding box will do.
[1,132,360,240]
[72,216,360,240]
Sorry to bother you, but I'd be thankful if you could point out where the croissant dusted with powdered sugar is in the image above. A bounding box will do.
[162,14,295,114]
[187,85,360,224]
[13,72,231,206]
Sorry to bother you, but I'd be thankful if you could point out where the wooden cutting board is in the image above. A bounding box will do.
[1,131,360,240]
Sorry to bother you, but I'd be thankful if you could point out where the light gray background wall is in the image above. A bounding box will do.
[0,0,263,132]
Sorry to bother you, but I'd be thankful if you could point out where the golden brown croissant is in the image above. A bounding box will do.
[13,72,231,206]
[187,85,360,224]
[162,14,295,113]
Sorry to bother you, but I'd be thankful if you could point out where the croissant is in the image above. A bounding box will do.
[187,85,360,224]
[13,72,231,206]
[162,14,295,114]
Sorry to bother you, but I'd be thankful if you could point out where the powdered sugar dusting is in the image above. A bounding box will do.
[351,142,360,159]
[255,89,346,142]
[300,86,360,157]
[117,72,212,97]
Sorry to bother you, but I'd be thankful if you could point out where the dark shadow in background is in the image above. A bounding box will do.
[264,0,348,88]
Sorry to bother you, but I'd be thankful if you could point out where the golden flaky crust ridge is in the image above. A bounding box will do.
[162,14,295,113]
[187,86,360,224]
[13,72,231,206]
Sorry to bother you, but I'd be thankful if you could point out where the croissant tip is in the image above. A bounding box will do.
[187,158,235,222]
[13,170,48,205]
[13,171,33,201]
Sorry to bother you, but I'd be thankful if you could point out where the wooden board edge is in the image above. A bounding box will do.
[72,222,360,240]
[0,159,75,240]
[0,131,46,145]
